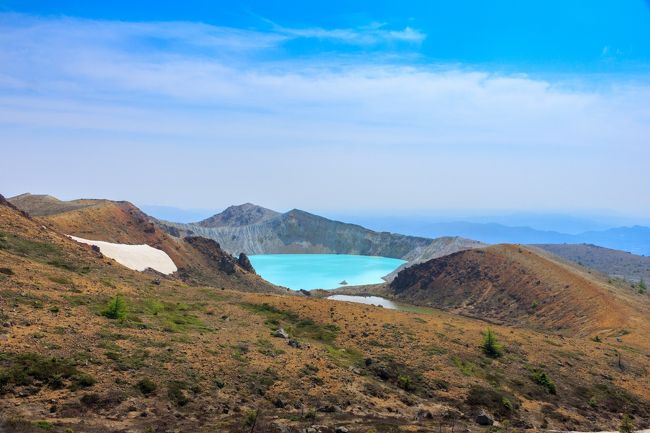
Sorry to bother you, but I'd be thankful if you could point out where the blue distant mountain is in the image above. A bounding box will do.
[409,223,650,256]
[323,216,650,256]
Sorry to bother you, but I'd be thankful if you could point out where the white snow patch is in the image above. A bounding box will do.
[70,236,177,275]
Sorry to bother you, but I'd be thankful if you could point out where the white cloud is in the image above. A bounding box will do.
[0,14,649,214]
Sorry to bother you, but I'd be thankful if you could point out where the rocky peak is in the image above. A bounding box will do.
[198,203,279,228]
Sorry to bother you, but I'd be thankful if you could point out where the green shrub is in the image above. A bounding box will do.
[531,370,556,394]
[102,295,127,321]
[136,378,157,395]
[33,420,53,430]
[619,414,634,433]
[481,328,502,358]
[397,374,415,392]
[639,279,647,294]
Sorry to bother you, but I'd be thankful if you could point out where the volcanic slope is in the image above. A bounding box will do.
[390,244,650,337]
[161,204,484,268]
[2,195,650,432]
[8,194,278,292]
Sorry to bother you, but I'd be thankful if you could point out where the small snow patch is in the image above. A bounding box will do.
[70,236,177,275]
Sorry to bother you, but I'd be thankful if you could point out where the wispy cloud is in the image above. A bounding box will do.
[265,19,426,45]
[0,14,649,213]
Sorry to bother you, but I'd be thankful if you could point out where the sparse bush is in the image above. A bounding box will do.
[102,295,127,321]
[73,373,96,388]
[531,370,556,394]
[80,393,101,406]
[167,381,190,406]
[397,374,415,392]
[619,414,634,433]
[639,279,647,294]
[244,409,258,427]
[481,328,502,358]
[0,267,14,276]
[0,352,80,393]
[48,275,73,285]
[466,385,519,418]
[136,378,157,395]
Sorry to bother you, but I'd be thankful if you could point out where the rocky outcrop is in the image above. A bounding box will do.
[384,236,485,281]
[237,253,255,273]
[183,236,240,275]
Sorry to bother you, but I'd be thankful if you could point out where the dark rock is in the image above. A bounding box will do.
[476,410,494,426]
[416,409,434,420]
[183,236,238,275]
[288,339,302,348]
[317,405,338,413]
[237,253,255,273]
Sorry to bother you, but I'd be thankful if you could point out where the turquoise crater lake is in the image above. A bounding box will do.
[248,254,406,291]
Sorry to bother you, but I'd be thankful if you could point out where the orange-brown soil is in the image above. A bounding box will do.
[1,198,650,432]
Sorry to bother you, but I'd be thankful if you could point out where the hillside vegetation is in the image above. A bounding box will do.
[2,195,650,432]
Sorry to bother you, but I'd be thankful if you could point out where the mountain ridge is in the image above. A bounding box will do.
[388,244,649,337]
[160,205,485,270]
[7,193,281,292]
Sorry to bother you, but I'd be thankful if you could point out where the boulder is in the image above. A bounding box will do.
[288,339,302,348]
[476,410,494,426]
[273,328,289,339]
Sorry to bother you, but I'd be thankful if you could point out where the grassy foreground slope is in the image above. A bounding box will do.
[1,197,650,432]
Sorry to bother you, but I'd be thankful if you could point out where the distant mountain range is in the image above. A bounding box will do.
[323,218,650,256]
[144,206,650,256]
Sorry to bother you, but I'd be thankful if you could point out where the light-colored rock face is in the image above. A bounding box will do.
[70,236,177,275]
[161,206,485,283]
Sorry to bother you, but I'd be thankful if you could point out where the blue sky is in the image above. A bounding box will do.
[1,1,650,216]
